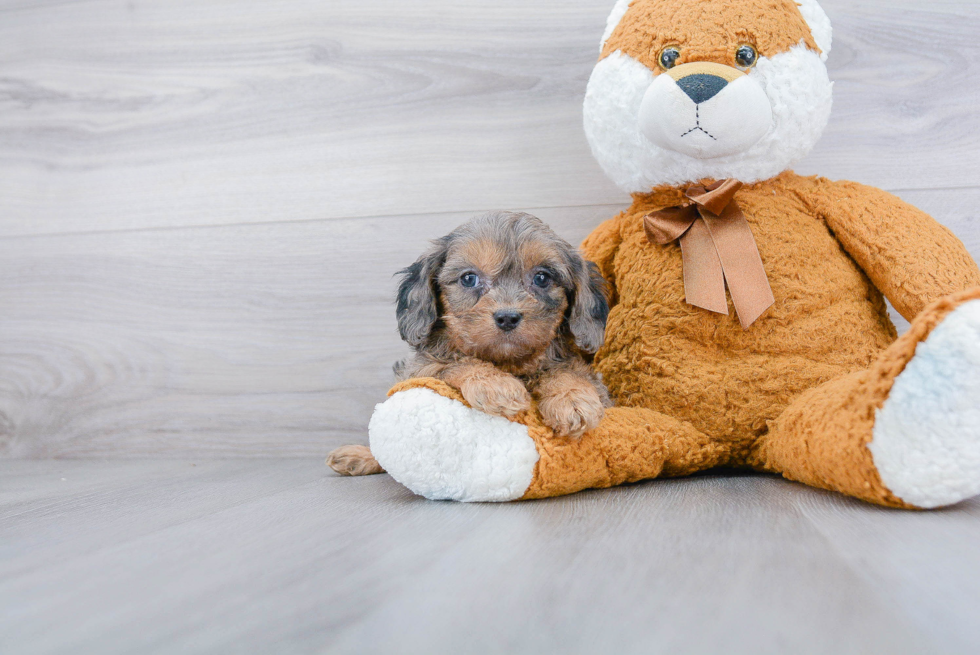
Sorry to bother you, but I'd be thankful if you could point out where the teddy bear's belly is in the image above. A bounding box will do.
[594,202,898,447]
[596,302,894,445]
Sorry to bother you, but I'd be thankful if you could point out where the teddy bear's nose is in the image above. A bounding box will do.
[676,74,729,104]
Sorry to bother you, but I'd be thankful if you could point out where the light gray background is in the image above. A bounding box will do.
[1,1,979,653]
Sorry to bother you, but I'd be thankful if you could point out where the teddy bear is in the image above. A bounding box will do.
[366,0,980,509]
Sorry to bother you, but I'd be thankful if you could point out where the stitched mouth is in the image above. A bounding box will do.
[680,105,716,141]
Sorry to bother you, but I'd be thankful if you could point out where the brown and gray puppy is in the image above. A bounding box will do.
[327,211,612,477]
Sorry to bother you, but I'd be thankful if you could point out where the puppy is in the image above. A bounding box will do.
[327,211,611,477]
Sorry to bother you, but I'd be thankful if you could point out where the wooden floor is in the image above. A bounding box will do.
[2,0,980,652]
[2,460,980,654]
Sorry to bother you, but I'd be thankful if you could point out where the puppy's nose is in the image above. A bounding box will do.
[493,310,523,332]
[676,74,729,104]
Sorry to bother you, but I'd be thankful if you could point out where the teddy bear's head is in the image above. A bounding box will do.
[585,0,833,192]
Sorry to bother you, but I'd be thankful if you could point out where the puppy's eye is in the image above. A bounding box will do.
[532,271,552,288]
[459,273,480,288]
[659,46,681,71]
[735,45,758,69]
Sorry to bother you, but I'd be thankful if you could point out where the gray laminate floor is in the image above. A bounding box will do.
[3,0,980,652]
[3,460,980,654]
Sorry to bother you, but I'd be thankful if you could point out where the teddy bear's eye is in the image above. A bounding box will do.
[735,45,758,69]
[659,47,681,71]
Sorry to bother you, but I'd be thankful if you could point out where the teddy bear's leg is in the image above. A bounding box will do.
[752,290,980,509]
[369,378,728,502]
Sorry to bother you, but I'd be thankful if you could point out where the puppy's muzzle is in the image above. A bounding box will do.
[494,310,523,332]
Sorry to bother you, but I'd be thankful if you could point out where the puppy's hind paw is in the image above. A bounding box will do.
[326,445,385,476]
[539,389,605,439]
[461,375,531,418]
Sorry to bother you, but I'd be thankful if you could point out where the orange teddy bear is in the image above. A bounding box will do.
[368,0,980,509]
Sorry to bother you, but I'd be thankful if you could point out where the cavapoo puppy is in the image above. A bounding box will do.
[328,211,612,477]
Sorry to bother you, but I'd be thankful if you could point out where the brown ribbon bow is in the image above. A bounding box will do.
[644,179,774,329]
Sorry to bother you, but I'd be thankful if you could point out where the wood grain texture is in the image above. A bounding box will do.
[3,3,980,652]
[0,0,978,237]
[1,190,974,458]
[1,0,978,456]
[0,204,624,457]
[3,461,979,654]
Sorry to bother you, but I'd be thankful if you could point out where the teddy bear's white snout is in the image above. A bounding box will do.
[638,71,773,160]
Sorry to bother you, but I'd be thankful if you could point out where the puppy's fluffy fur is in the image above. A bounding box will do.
[327,211,612,477]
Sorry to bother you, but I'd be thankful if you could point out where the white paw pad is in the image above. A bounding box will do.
[368,388,539,502]
[871,300,980,508]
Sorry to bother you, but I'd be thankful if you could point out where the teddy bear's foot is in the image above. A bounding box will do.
[870,299,980,508]
[368,387,540,502]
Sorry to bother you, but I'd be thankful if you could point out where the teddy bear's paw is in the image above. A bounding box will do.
[368,388,540,502]
[538,388,606,439]
[871,299,980,509]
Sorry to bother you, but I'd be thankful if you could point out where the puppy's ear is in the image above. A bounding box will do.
[567,258,610,354]
[396,238,448,348]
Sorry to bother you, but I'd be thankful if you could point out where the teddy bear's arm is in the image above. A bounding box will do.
[579,215,624,308]
[809,179,980,321]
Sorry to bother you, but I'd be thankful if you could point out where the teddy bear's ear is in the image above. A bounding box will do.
[795,0,833,61]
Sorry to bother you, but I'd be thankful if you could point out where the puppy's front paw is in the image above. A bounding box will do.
[461,375,531,418]
[539,388,605,439]
[327,445,385,476]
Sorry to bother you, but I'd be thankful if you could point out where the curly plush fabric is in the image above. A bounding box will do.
[602,0,819,69]
[378,176,980,508]
[370,381,539,502]
[586,173,980,447]
[870,300,980,508]
[381,294,980,508]
[369,0,980,509]
[585,12,833,190]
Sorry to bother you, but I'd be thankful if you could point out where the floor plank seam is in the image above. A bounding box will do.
[0,203,633,243]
